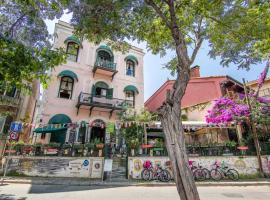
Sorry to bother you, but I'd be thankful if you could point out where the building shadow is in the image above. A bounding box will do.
[28,184,131,194]
[0,194,26,200]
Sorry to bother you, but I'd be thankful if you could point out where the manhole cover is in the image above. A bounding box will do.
[222,193,244,198]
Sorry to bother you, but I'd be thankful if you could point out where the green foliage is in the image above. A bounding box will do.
[0,37,66,92]
[84,142,95,149]
[46,142,61,148]
[0,0,67,92]
[65,0,269,70]
[225,140,237,148]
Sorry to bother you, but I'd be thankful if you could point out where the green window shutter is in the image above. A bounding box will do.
[91,85,96,96]
[107,88,113,99]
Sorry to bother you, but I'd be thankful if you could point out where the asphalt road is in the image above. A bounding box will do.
[0,184,270,200]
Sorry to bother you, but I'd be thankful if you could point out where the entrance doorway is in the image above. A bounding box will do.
[90,119,106,143]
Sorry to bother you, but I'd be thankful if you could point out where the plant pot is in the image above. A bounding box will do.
[131,149,135,156]
[98,149,103,157]
[96,143,104,150]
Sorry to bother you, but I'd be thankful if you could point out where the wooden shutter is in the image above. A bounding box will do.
[107,88,113,99]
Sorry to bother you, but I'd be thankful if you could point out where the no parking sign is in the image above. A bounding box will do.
[9,131,19,141]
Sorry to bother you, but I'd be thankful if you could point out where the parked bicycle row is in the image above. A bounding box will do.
[189,160,239,181]
[141,160,239,182]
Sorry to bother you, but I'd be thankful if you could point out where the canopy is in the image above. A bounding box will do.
[48,114,72,124]
[124,85,139,94]
[96,45,114,58]
[95,81,109,89]
[64,35,82,47]
[34,114,71,133]
[58,70,78,81]
[125,55,138,65]
[34,126,67,133]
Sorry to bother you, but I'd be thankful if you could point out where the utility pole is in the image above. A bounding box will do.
[242,78,264,176]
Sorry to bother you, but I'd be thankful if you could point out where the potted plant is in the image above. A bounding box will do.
[223,140,237,155]
[33,143,43,156]
[85,142,95,156]
[62,143,72,156]
[129,138,140,156]
[73,143,84,156]
[44,142,60,155]
[237,139,249,156]
[14,141,25,155]
[94,138,104,157]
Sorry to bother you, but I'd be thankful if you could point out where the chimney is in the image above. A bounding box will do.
[190,65,200,78]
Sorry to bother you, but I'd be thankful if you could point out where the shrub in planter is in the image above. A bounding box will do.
[45,142,61,148]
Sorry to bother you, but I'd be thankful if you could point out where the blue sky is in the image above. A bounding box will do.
[46,14,267,101]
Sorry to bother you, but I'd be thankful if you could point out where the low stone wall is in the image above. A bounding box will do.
[128,155,270,179]
[6,156,104,178]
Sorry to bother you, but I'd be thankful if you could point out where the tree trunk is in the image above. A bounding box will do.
[159,77,200,200]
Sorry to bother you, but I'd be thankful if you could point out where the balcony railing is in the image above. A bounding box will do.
[78,92,133,109]
[0,95,20,107]
[94,58,117,71]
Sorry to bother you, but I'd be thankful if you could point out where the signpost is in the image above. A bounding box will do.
[1,122,22,184]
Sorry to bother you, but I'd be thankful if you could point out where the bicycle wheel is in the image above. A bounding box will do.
[194,169,206,181]
[210,169,222,181]
[159,169,170,182]
[202,168,211,180]
[141,169,152,181]
[227,169,239,181]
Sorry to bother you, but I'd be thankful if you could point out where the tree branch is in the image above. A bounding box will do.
[8,13,27,39]
[145,0,171,29]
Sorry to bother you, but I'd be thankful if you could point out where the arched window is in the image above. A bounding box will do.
[125,91,135,107]
[58,76,74,99]
[126,60,135,77]
[66,42,79,62]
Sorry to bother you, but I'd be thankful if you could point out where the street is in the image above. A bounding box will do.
[0,184,270,200]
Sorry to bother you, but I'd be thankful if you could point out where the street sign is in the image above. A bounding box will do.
[9,131,19,141]
[10,122,22,132]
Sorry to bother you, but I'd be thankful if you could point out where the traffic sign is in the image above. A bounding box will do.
[9,131,19,141]
[10,122,22,132]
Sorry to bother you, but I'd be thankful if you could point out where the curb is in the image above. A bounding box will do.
[1,178,270,187]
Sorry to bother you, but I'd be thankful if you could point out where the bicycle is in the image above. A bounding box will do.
[141,161,171,182]
[189,160,210,181]
[210,161,239,181]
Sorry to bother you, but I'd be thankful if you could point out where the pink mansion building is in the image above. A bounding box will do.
[34,21,144,145]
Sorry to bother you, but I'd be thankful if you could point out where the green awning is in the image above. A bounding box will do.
[96,45,114,58]
[64,35,82,47]
[34,126,67,133]
[48,114,72,124]
[58,70,78,81]
[95,81,109,89]
[124,85,139,94]
[125,55,138,65]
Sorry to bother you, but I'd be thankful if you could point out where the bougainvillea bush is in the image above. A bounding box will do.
[205,97,250,124]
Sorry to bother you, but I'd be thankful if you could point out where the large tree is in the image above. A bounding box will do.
[63,1,270,199]
[0,0,68,92]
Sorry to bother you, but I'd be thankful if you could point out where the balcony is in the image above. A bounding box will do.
[92,58,118,80]
[0,95,20,108]
[76,92,133,118]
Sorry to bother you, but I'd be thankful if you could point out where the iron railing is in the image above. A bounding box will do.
[94,58,117,71]
[78,92,133,109]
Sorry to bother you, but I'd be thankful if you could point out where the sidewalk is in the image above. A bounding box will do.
[1,176,270,187]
